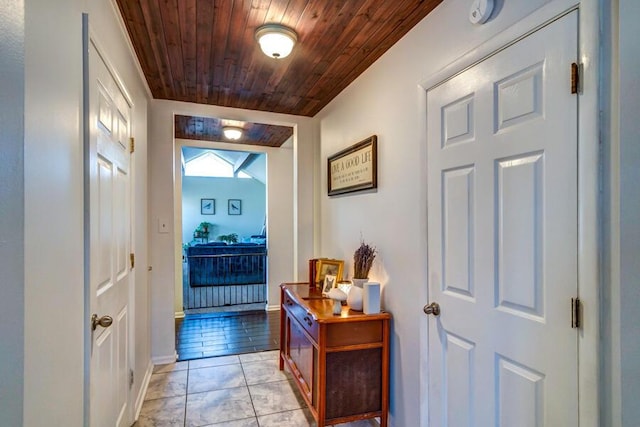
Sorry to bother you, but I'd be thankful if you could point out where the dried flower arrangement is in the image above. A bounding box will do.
[353,240,377,279]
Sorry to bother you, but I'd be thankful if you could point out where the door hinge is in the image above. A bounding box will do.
[129,137,135,154]
[571,297,581,329]
[130,253,135,270]
[129,369,134,389]
[571,62,583,94]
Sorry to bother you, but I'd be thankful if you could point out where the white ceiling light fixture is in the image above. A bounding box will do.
[255,24,298,59]
[222,126,243,140]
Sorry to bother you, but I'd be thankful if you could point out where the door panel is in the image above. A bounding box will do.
[90,42,132,427]
[496,356,544,427]
[442,166,475,300]
[288,317,314,397]
[443,332,475,426]
[426,12,578,427]
[116,307,128,424]
[93,326,114,425]
[496,153,544,320]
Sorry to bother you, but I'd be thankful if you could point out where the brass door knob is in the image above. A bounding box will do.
[423,302,441,316]
[91,314,113,331]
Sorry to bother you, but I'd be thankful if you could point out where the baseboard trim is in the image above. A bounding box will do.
[152,352,178,365]
[174,311,185,319]
[267,304,280,311]
[133,360,153,421]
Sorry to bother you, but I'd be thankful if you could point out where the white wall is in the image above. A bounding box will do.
[265,140,295,308]
[182,176,266,244]
[315,1,589,425]
[23,0,86,424]
[618,1,640,421]
[0,1,25,425]
[243,151,269,183]
[607,1,640,425]
[149,101,317,360]
[18,0,151,425]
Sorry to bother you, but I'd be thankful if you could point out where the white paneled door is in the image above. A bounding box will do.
[425,12,578,427]
[89,41,132,427]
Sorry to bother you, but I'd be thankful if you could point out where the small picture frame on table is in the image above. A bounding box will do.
[201,198,215,215]
[322,274,337,295]
[315,258,344,284]
[228,199,242,215]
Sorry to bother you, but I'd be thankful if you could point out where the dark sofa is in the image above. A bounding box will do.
[186,242,267,287]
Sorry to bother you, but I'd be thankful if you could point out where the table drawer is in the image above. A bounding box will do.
[284,293,319,342]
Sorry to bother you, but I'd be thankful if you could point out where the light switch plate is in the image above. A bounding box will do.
[158,218,170,234]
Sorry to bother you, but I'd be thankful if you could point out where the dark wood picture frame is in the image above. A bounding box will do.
[228,199,242,215]
[201,198,215,215]
[328,135,377,196]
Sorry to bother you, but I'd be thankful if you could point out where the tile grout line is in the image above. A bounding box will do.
[143,353,329,427]
[183,361,190,427]
[239,356,261,426]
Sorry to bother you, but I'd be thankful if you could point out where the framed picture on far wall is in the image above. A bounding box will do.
[201,198,215,215]
[228,199,242,215]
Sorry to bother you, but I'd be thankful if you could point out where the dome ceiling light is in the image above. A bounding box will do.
[255,24,297,59]
[222,126,243,140]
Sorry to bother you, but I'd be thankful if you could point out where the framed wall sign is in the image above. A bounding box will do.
[328,135,377,196]
[201,198,215,215]
[228,199,242,215]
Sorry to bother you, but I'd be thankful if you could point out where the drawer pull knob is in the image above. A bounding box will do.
[303,316,313,327]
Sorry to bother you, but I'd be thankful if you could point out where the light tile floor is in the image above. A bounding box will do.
[134,350,379,427]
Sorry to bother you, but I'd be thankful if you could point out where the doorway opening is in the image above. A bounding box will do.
[178,147,280,361]
[173,115,295,362]
[181,147,268,314]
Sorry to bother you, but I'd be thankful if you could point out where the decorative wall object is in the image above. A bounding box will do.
[201,198,215,215]
[328,135,377,196]
[353,240,377,279]
[347,285,364,311]
[228,199,242,215]
[363,282,381,314]
[327,288,348,315]
[193,221,214,242]
[309,258,320,288]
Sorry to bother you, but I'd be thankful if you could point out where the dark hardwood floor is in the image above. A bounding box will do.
[175,310,280,361]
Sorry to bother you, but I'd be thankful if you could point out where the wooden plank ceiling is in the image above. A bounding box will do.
[175,115,293,147]
[116,0,443,117]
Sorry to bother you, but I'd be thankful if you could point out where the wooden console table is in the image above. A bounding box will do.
[279,283,391,427]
